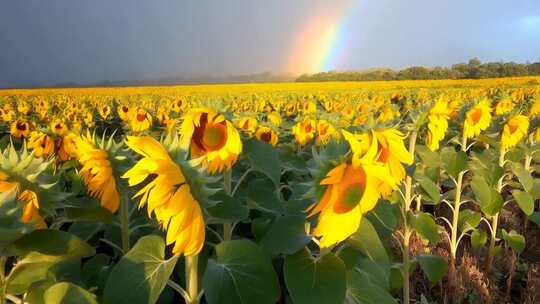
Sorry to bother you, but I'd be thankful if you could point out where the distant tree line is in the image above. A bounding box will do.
[296,58,540,82]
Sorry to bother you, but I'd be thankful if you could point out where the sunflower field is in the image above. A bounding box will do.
[1,77,540,304]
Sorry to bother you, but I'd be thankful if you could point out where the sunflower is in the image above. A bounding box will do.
[344,129,413,196]
[74,133,120,213]
[292,119,316,146]
[98,105,112,120]
[426,98,451,151]
[0,173,46,228]
[237,116,258,135]
[123,136,205,256]
[316,120,338,145]
[57,133,78,161]
[10,120,31,138]
[494,98,515,116]
[463,100,492,139]
[180,108,242,174]
[130,107,153,133]
[266,112,281,127]
[255,126,278,146]
[50,119,67,136]
[27,131,55,158]
[0,145,53,229]
[118,104,133,122]
[529,99,540,117]
[500,115,529,150]
[307,137,396,248]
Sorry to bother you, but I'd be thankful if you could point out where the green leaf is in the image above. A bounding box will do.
[6,252,64,295]
[203,240,280,304]
[416,175,440,203]
[13,229,95,259]
[345,269,397,304]
[529,179,540,199]
[207,193,249,222]
[409,212,439,243]
[441,148,467,179]
[415,145,441,169]
[530,212,540,227]
[470,176,503,216]
[247,179,284,214]
[501,229,526,254]
[244,138,281,186]
[471,175,491,207]
[471,229,488,248]
[457,210,481,233]
[43,282,98,304]
[416,254,448,283]
[259,215,310,255]
[512,163,533,192]
[284,248,346,304]
[513,190,534,216]
[103,235,178,304]
[348,217,389,265]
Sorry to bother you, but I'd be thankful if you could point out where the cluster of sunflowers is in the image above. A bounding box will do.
[0,81,540,304]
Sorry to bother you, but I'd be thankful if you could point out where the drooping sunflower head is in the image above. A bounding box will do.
[180,108,243,174]
[0,144,56,228]
[463,99,492,139]
[123,135,219,256]
[27,131,55,158]
[500,115,529,150]
[426,98,452,151]
[73,132,126,213]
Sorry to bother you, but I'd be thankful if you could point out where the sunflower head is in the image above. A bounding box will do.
[500,115,529,150]
[130,107,153,133]
[10,120,32,138]
[463,99,492,139]
[0,143,57,228]
[27,131,55,158]
[73,131,128,213]
[255,126,279,147]
[180,108,243,174]
[123,135,219,256]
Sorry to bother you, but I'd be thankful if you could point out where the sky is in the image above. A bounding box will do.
[0,0,539,88]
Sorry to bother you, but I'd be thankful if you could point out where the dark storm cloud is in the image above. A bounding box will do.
[0,0,539,88]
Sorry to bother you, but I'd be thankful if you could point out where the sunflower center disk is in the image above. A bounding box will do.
[202,124,227,151]
[334,183,364,213]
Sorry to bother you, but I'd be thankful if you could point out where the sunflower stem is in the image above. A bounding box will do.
[485,149,506,273]
[401,131,417,304]
[186,255,199,304]
[120,194,131,253]
[0,256,6,304]
[448,135,467,296]
[223,169,233,240]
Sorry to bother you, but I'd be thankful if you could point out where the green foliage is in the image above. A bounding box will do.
[203,240,280,304]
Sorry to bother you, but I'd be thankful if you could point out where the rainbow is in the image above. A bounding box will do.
[287,1,360,75]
